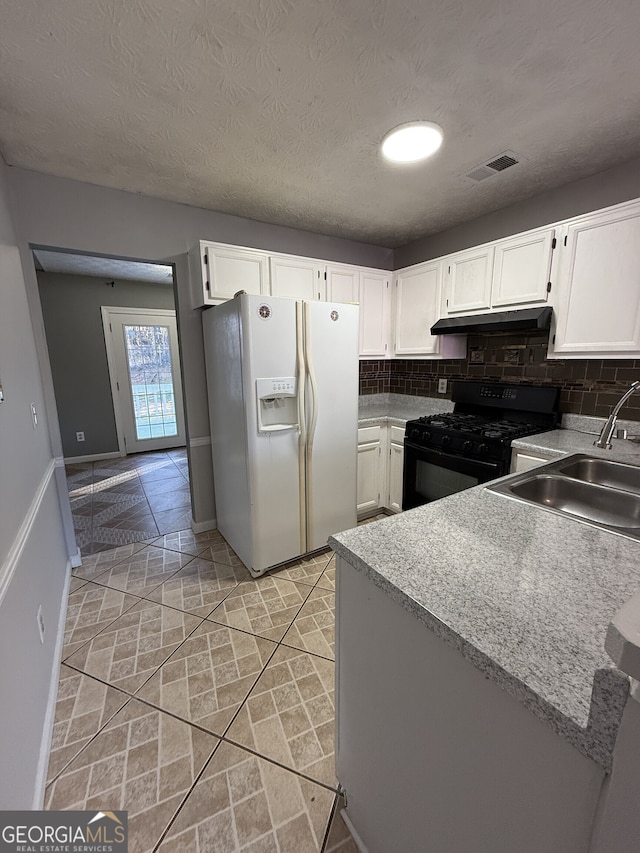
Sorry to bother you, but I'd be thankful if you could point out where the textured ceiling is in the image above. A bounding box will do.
[2,0,640,247]
[33,249,174,284]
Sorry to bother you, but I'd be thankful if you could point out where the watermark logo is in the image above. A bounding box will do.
[0,810,128,852]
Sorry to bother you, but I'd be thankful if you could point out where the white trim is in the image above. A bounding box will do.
[191,517,217,534]
[101,306,126,456]
[340,810,370,853]
[0,459,55,608]
[69,549,82,569]
[33,560,72,808]
[189,435,211,448]
[63,451,122,464]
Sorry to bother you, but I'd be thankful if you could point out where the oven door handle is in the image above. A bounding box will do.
[403,440,502,474]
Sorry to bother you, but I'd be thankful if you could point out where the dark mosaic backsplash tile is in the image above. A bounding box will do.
[359,332,640,420]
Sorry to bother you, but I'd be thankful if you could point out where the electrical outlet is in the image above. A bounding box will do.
[76,431,85,442]
[37,604,45,644]
[438,379,448,394]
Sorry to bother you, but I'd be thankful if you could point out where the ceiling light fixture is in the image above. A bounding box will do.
[381,121,444,164]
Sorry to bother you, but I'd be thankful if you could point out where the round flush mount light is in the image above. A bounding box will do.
[381,121,444,163]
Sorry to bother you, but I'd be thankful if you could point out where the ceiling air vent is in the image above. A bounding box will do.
[464,150,520,182]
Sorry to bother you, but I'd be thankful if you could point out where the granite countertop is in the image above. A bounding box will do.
[331,440,640,771]
[513,424,640,462]
[358,392,453,427]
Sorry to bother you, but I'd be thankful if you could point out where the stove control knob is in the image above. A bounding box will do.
[420,430,432,443]
[408,426,422,441]
[441,435,452,448]
[478,443,489,456]
[462,440,474,454]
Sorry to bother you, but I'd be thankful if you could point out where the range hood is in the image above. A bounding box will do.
[430,306,553,335]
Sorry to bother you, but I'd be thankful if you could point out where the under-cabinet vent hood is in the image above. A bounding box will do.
[430,306,553,335]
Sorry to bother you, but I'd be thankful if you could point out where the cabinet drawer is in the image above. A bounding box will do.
[358,425,382,443]
[390,425,405,444]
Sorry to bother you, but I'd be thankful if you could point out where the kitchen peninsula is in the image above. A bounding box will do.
[330,439,640,853]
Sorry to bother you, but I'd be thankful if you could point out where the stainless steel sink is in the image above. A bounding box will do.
[487,454,640,541]
[554,456,640,495]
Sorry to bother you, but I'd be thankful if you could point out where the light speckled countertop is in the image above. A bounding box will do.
[332,422,640,771]
[358,392,453,427]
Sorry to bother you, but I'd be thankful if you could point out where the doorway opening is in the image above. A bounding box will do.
[34,248,193,555]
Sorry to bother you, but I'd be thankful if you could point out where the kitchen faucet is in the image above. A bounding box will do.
[594,380,640,449]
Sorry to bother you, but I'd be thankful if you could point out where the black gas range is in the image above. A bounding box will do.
[402,381,560,510]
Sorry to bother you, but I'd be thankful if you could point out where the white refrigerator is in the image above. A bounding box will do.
[202,293,359,577]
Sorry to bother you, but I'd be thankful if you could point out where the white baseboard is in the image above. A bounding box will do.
[191,517,217,534]
[63,451,122,464]
[341,810,369,853]
[69,548,82,569]
[33,560,72,808]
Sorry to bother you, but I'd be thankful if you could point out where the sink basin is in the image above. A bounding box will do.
[509,473,640,528]
[554,456,640,495]
[486,454,640,541]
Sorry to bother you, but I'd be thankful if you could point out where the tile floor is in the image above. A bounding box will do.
[50,451,366,851]
[67,449,191,555]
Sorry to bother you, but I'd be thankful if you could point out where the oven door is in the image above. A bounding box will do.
[402,440,502,510]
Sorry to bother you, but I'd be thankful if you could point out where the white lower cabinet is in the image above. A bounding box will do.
[387,426,405,512]
[357,426,384,515]
[510,448,555,473]
[357,423,405,516]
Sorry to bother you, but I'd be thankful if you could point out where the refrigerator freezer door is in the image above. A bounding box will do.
[241,295,305,573]
[304,301,359,550]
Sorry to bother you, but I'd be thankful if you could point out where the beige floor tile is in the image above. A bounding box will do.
[149,529,225,557]
[62,582,141,658]
[46,665,129,783]
[144,557,251,617]
[153,508,194,536]
[136,621,276,735]
[69,576,88,593]
[198,539,245,569]
[315,557,336,592]
[158,740,334,852]
[226,645,336,790]
[208,577,312,642]
[45,698,217,853]
[273,551,332,586]
[86,545,192,596]
[64,600,202,693]
[282,587,335,660]
[323,803,359,853]
[74,541,149,580]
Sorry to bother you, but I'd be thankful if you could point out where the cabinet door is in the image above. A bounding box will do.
[552,204,640,355]
[387,426,405,513]
[492,229,555,308]
[203,244,268,302]
[394,262,443,355]
[359,271,391,358]
[510,450,553,473]
[357,427,382,515]
[270,256,324,300]
[327,265,359,303]
[445,246,494,314]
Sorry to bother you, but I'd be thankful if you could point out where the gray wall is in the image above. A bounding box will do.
[6,167,393,528]
[38,271,176,457]
[0,157,69,806]
[395,156,640,267]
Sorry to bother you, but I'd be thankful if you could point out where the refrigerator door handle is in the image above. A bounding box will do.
[296,301,308,553]
[303,301,319,544]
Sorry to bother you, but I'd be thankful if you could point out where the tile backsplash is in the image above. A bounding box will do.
[359,331,640,421]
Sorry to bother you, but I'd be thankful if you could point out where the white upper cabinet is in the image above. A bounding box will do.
[445,246,494,314]
[359,271,391,358]
[549,201,640,357]
[326,265,359,303]
[189,241,269,306]
[394,261,466,358]
[491,229,555,307]
[269,256,324,301]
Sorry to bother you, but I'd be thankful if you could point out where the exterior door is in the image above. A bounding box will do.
[102,307,186,454]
